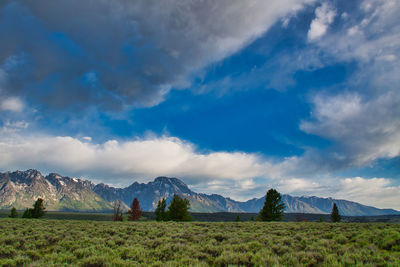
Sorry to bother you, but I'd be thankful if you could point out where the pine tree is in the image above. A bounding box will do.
[331,203,341,222]
[167,194,192,221]
[22,198,46,218]
[31,198,46,218]
[22,208,32,218]
[155,198,167,221]
[9,207,18,218]
[128,197,142,221]
[235,215,241,222]
[258,188,285,221]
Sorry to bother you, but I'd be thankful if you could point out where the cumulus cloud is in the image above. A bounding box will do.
[1,132,399,208]
[317,0,400,63]
[0,134,284,186]
[301,90,400,168]
[273,176,400,210]
[0,132,293,200]
[307,2,336,41]
[299,0,400,170]
[335,177,400,210]
[0,0,313,110]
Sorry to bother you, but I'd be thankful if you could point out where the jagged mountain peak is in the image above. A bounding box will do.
[14,169,44,179]
[153,176,189,188]
[25,169,43,176]
[154,176,175,182]
[4,169,46,186]
[0,169,112,211]
[95,182,111,189]
[48,173,63,179]
[1,169,400,216]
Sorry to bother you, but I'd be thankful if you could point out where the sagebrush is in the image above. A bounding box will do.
[0,219,399,266]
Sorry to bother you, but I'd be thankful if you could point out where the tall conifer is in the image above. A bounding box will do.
[128,197,142,221]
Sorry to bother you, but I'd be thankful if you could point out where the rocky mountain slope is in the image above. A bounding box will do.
[1,169,399,216]
[237,195,400,216]
[94,177,400,216]
[0,170,112,211]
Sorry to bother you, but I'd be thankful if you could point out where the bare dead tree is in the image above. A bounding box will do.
[113,200,123,221]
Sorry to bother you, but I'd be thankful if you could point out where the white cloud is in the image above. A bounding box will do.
[0,120,29,135]
[0,97,24,112]
[316,0,400,63]
[276,178,321,194]
[307,93,362,124]
[268,175,400,210]
[308,2,336,41]
[335,177,400,210]
[1,133,399,209]
[300,0,400,169]
[0,135,282,185]
[302,90,400,167]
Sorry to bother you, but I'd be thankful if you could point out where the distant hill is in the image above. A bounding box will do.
[1,169,399,216]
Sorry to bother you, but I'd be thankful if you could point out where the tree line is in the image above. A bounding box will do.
[9,189,341,222]
[113,194,192,222]
[8,198,46,219]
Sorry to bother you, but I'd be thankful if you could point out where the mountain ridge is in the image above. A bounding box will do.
[1,169,399,216]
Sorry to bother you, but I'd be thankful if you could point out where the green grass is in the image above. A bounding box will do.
[0,219,399,266]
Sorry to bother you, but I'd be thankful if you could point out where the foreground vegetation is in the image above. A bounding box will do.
[1,219,399,266]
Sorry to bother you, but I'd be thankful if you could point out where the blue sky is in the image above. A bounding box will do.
[1,0,400,209]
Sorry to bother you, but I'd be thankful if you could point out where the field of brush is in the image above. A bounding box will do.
[0,219,399,266]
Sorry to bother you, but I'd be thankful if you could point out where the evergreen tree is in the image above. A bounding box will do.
[22,208,32,218]
[128,197,142,221]
[331,203,341,222]
[235,215,241,222]
[31,198,46,218]
[258,188,285,221]
[155,198,167,221]
[167,194,192,221]
[22,198,46,218]
[9,207,18,218]
[250,216,254,221]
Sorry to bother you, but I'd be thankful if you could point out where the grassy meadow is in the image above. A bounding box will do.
[0,219,399,266]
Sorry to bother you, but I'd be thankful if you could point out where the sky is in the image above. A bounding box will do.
[1,0,400,209]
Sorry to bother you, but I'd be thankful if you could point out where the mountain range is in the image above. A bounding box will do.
[1,169,399,216]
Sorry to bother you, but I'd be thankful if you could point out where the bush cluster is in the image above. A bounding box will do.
[0,219,399,266]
